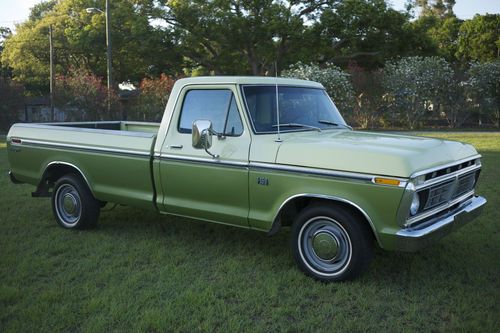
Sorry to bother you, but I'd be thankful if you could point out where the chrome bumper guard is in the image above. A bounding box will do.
[395,195,486,252]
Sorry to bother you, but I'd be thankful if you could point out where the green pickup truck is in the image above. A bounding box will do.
[7,76,486,281]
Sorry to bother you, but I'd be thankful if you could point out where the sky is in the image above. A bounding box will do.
[1,0,499,33]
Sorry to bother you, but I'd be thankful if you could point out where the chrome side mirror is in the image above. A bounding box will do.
[192,120,218,158]
[192,120,212,149]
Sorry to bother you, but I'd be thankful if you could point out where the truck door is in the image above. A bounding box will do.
[158,85,251,227]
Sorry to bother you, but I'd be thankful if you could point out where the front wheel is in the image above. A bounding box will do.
[51,174,100,229]
[291,204,373,282]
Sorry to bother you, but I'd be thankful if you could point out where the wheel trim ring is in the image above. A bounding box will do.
[297,216,353,277]
[55,184,82,226]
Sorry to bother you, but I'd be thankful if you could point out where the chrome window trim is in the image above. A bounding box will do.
[16,138,151,158]
[272,193,381,245]
[405,190,475,227]
[410,155,481,179]
[176,88,244,137]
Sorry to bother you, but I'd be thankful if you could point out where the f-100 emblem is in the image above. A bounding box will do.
[257,177,269,186]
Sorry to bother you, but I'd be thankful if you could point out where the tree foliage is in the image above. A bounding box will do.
[465,61,500,127]
[54,67,121,121]
[0,77,24,129]
[347,62,386,128]
[415,0,456,19]
[1,0,179,93]
[383,56,454,128]
[128,74,176,121]
[0,0,498,129]
[151,0,327,75]
[313,0,430,68]
[457,14,500,63]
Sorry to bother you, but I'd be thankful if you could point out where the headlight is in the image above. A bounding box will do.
[410,192,420,216]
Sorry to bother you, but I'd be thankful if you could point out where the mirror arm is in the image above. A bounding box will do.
[209,128,226,140]
[204,146,219,159]
[202,129,219,159]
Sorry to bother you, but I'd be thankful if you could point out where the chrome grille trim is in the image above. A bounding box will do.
[406,190,475,226]
[410,155,481,179]
[414,163,481,190]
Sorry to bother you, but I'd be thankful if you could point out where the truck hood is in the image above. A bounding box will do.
[275,130,478,178]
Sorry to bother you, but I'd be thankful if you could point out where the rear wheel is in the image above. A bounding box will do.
[51,174,100,229]
[291,204,373,282]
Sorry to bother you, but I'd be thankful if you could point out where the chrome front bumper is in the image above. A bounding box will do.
[395,195,486,252]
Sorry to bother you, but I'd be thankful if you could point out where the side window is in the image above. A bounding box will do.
[178,89,244,136]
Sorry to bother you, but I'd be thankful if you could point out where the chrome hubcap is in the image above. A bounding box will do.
[55,184,81,225]
[63,193,78,215]
[299,216,352,276]
[312,231,339,260]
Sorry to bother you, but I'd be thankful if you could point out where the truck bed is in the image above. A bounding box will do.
[7,121,160,209]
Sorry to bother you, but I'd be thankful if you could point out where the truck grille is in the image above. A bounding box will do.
[422,171,478,211]
[453,172,476,199]
[406,157,481,227]
[424,180,454,210]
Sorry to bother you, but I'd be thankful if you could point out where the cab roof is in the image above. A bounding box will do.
[175,76,324,88]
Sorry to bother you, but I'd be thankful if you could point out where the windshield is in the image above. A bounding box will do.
[242,85,348,133]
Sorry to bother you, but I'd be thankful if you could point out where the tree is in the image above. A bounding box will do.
[151,0,333,75]
[464,61,500,127]
[414,0,456,19]
[282,62,355,115]
[0,77,24,130]
[383,56,454,129]
[0,26,12,78]
[412,15,462,62]
[456,14,500,63]
[312,0,433,69]
[1,0,180,94]
[128,74,176,121]
[54,67,121,121]
[347,62,386,128]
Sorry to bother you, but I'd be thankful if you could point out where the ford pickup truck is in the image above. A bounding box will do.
[7,76,486,281]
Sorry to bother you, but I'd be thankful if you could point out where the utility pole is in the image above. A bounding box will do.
[105,0,112,113]
[86,2,113,115]
[49,24,55,121]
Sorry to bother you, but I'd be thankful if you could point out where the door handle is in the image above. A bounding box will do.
[169,144,183,149]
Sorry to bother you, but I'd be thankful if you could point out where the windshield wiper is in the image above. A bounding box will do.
[272,123,322,132]
[318,120,353,130]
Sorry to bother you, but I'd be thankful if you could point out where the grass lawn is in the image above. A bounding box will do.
[0,132,499,332]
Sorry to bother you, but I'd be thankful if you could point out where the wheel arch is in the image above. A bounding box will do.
[270,193,381,246]
[35,161,94,197]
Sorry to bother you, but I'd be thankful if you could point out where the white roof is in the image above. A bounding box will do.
[175,76,324,88]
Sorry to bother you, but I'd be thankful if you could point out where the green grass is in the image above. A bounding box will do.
[1,132,499,332]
